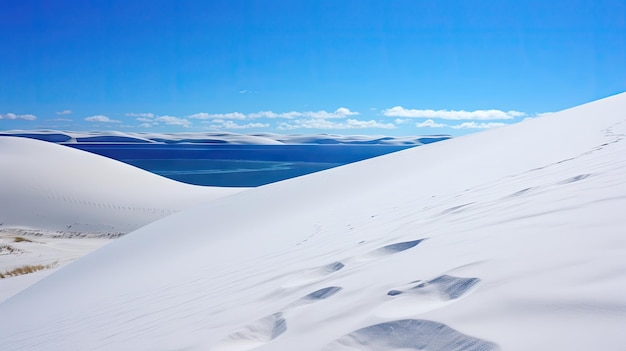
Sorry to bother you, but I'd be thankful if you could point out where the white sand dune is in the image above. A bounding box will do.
[0,93,625,350]
[0,130,450,145]
[0,137,244,235]
[0,138,244,301]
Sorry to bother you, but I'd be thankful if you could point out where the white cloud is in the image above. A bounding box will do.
[276,111,302,119]
[247,111,279,119]
[416,119,448,128]
[155,116,192,128]
[48,118,73,122]
[395,118,411,125]
[126,113,191,128]
[451,122,508,129]
[189,108,358,121]
[126,112,155,118]
[277,120,327,130]
[127,113,193,128]
[278,119,395,130]
[382,106,525,120]
[0,113,37,120]
[56,110,72,115]
[301,107,358,119]
[209,121,270,129]
[84,115,121,123]
[238,89,258,94]
[345,119,395,129]
[188,112,247,120]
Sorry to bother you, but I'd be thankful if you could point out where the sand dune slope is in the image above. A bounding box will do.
[0,93,625,350]
[0,137,243,235]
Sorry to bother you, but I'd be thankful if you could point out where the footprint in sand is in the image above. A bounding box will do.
[280,261,345,289]
[438,203,475,216]
[212,287,343,350]
[285,286,343,309]
[504,187,535,198]
[210,313,287,351]
[558,173,592,184]
[358,239,424,260]
[375,275,480,318]
[324,319,498,351]
[281,239,425,289]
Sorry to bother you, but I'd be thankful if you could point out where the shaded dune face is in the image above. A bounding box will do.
[294,286,343,305]
[212,287,345,350]
[366,239,424,256]
[212,313,287,351]
[377,275,481,318]
[325,319,499,351]
[387,275,481,299]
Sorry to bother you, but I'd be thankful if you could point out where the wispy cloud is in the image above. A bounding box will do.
[277,119,395,130]
[189,112,247,120]
[247,111,279,118]
[129,112,192,128]
[238,89,258,94]
[56,110,72,115]
[295,107,358,119]
[263,107,357,119]
[84,115,121,123]
[189,108,358,120]
[383,106,525,120]
[208,121,270,129]
[0,113,37,120]
[155,116,192,128]
[451,122,507,129]
[126,112,155,118]
[414,119,508,129]
[416,119,448,128]
[344,119,395,129]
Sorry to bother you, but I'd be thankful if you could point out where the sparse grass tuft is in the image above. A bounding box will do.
[13,236,33,243]
[0,263,56,279]
[0,244,20,255]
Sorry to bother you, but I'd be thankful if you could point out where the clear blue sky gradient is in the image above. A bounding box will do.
[1,0,624,135]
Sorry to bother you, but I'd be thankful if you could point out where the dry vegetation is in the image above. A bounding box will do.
[0,244,20,255]
[0,263,56,279]
[13,236,33,243]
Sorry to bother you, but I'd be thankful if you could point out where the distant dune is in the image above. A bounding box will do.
[1,93,625,350]
[0,130,451,145]
[0,137,244,235]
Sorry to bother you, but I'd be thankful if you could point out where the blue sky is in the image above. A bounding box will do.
[1,0,624,136]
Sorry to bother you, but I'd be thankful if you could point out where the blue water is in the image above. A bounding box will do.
[66,144,414,187]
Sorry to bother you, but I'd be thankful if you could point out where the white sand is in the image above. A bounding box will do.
[0,136,244,234]
[0,93,625,350]
[0,138,244,302]
[0,231,110,303]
